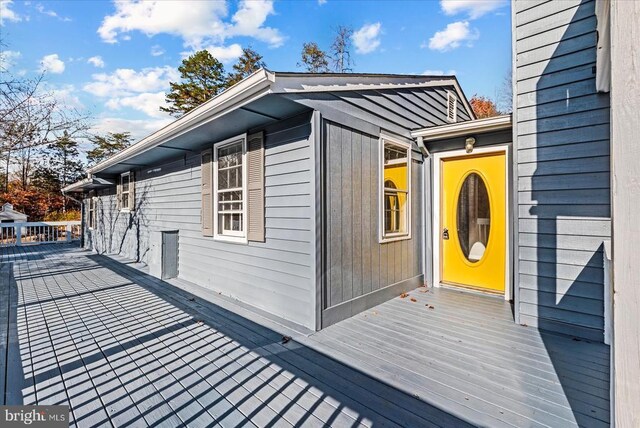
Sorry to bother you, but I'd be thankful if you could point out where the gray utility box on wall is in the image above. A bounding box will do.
[161,230,179,280]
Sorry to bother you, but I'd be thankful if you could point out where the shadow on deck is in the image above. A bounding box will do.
[0,244,609,427]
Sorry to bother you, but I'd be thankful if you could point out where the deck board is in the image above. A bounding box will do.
[0,243,610,427]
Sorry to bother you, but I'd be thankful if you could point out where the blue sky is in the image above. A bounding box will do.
[0,0,511,141]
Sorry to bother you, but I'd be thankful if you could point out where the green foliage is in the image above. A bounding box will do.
[298,42,330,73]
[160,50,226,117]
[31,166,60,193]
[226,47,266,88]
[87,132,133,166]
[46,131,84,188]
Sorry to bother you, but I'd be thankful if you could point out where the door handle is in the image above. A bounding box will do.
[442,228,449,240]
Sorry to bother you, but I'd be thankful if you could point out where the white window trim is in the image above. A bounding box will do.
[88,196,97,230]
[447,90,458,123]
[379,134,412,243]
[120,171,131,212]
[213,133,248,244]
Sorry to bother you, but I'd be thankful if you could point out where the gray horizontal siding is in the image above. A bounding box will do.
[514,0,610,341]
[85,113,316,329]
[323,120,423,327]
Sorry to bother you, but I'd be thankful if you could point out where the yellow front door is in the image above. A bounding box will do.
[441,152,506,293]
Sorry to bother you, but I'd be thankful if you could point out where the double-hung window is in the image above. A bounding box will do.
[380,136,411,242]
[88,196,96,229]
[213,135,247,242]
[120,172,131,211]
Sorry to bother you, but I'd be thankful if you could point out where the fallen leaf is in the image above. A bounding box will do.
[188,297,195,302]
[400,293,409,298]
[428,305,435,309]
[281,336,291,344]
[419,289,428,293]
[520,323,528,327]
[410,298,417,302]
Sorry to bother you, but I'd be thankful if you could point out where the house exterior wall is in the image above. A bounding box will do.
[514,0,611,341]
[610,0,640,424]
[85,112,317,330]
[322,120,423,327]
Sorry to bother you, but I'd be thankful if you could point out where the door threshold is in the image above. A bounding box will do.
[439,281,505,299]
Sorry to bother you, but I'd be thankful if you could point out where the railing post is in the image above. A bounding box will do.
[15,225,22,246]
[66,223,72,242]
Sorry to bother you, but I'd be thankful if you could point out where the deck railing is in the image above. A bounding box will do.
[0,221,81,247]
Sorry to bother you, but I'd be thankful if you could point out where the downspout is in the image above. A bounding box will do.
[416,136,431,287]
[62,190,84,247]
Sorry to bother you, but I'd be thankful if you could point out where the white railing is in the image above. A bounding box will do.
[0,221,82,247]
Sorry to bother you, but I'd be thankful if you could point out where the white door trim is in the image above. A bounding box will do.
[431,144,511,300]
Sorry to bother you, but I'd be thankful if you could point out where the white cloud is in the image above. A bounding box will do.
[150,44,165,56]
[428,21,478,52]
[39,54,65,74]
[422,69,456,76]
[0,0,22,25]
[48,84,84,109]
[91,116,173,141]
[205,44,243,63]
[353,22,382,54]
[0,50,21,70]
[105,91,168,118]
[318,0,327,5]
[440,0,507,19]
[87,56,105,68]
[83,66,179,97]
[97,0,284,49]
[35,3,71,21]
[227,0,284,47]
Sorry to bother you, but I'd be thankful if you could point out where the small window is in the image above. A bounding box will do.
[120,172,131,211]
[88,197,96,229]
[380,136,411,242]
[447,91,457,122]
[213,135,247,242]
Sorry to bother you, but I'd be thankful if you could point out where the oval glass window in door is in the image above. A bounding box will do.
[456,172,491,263]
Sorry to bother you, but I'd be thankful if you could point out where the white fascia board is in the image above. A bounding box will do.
[88,69,275,175]
[411,115,512,141]
[62,178,92,193]
[272,75,457,93]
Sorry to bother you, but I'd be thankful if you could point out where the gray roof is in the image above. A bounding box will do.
[66,69,475,184]
[0,203,27,221]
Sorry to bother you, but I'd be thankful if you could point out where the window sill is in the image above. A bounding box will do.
[379,234,411,244]
[213,235,248,245]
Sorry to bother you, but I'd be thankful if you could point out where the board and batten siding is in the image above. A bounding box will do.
[85,113,316,329]
[514,0,610,341]
[322,120,423,327]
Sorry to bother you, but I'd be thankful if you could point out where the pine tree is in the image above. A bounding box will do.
[161,50,226,117]
[330,26,354,73]
[226,47,266,88]
[47,131,84,189]
[298,42,330,73]
[87,132,133,166]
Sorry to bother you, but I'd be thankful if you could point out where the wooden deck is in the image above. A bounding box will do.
[1,244,610,427]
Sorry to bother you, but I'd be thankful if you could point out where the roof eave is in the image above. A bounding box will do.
[411,114,512,141]
[87,69,275,175]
